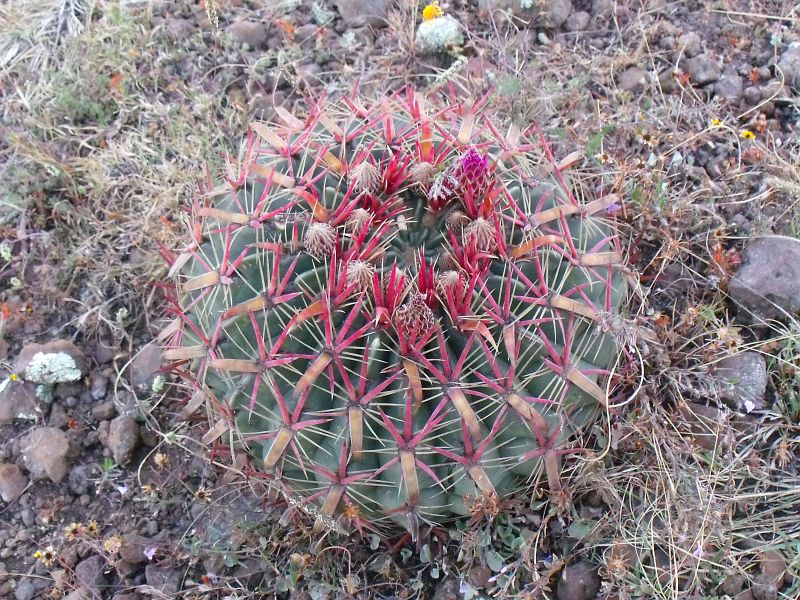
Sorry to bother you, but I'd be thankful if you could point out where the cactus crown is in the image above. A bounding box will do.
[164,90,627,540]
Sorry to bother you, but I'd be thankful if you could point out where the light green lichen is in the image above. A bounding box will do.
[24,352,82,385]
[36,384,54,403]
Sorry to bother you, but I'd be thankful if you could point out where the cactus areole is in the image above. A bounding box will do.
[164,91,628,540]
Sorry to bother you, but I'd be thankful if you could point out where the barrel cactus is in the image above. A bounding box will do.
[163,90,628,539]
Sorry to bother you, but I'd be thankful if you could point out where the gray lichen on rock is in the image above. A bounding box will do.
[24,352,83,385]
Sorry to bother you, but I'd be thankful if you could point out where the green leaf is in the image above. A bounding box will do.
[223,554,240,567]
[485,549,504,573]
[567,519,596,540]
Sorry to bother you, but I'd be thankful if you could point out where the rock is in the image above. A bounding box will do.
[55,381,82,400]
[90,374,108,400]
[228,21,268,48]
[678,401,759,451]
[144,565,182,595]
[93,342,115,365]
[14,340,87,384]
[333,0,390,28]
[778,44,800,89]
[91,400,116,422]
[533,0,572,28]
[119,534,153,565]
[676,31,702,57]
[729,236,800,323]
[761,80,789,101]
[659,35,675,50]
[21,427,74,483]
[68,465,91,496]
[20,508,34,527]
[61,546,79,568]
[0,464,27,502]
[477,0,572,27]
[753,550,787,599]
[432,576,460,600]
[556,561,601,600]
[618,66,649,93]
[164,18,194,41]
[14,579,36,600]
[295,23,319,46]
[752,573,778,600]
[565,10,590,32]
[685,54,721,85]
[591,0,614,19]
[658,69,676,93]
[0,380,39,424]
[106,416,139,466]
[714,74,743,103]
[760,550,786,581]
[129,343,162,390]
[744,85,762,105]
[469,564,492,588]
[49,402,67,428]
[713,352,767,412]
[74,555,107,597]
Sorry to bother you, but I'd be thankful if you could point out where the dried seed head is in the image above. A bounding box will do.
[445,209,469,233]
[346,207,373,232]
[409,161,437,186]
[394,293,435,338]
[304,222,337,258]
[463,217,497,253]
[351,161,381,194]
[435,269,463,297]
[342,501,361,520]
[345,260,375,293]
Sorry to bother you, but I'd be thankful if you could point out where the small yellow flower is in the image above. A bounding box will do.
[103,535,123,555]
[710,118,722,127]
[740,129,755,140]
[9,373,17,381]
[64,522,84,540]
[422,1,444,20]
[34,546,56,567]
[86,521,99,536]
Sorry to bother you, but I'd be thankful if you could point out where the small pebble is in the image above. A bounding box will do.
[20,509,34,527]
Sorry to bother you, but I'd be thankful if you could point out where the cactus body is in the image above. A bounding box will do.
[164,91,627,538]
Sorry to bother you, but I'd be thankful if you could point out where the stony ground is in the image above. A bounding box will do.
[1,0,799,598]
